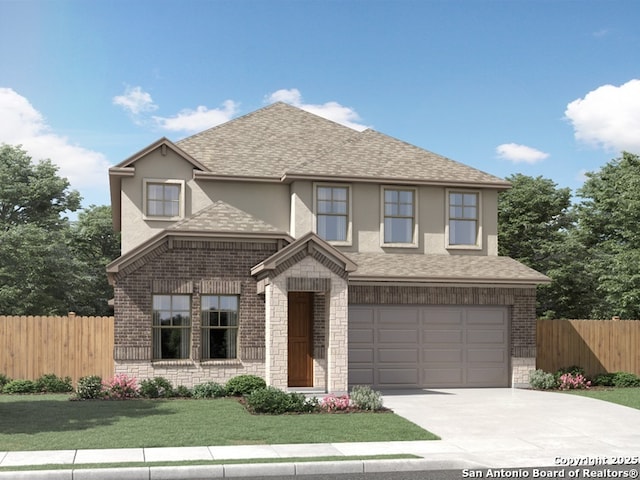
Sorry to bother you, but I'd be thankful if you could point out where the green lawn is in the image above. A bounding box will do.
[0,395,438,451]
[565,387,640,410]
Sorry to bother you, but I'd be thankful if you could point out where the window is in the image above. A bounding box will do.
[201,295,239,359]
[382,188,416,245]
[152,295,191,359]
[448,191,480,246]
[315,185,350,243]
[143,179,185,220]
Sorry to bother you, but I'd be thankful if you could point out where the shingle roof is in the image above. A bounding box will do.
[168,201,285,234]
[177,102,360,178]
[346,252,550,284]
[176,102,510,188]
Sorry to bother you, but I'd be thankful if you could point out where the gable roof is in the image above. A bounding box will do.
[346,252,550,285]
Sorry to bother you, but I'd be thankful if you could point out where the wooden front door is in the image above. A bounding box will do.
[288,292,313,387]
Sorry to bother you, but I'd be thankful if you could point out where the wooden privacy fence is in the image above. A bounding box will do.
[537,319,640,376]
[0,313,114,385]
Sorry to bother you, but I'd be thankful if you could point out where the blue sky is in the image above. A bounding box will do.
[1,0,639,211]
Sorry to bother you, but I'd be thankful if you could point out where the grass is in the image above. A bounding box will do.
[565,387,640,409]
[0,394,438,451]
[0,454,420,472]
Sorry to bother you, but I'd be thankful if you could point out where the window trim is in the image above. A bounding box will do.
[143,178,185,221]
[200,294,240,361]
[380,185,419,248]
[312,183,352,246]
[151,294,192,361]
[445,189,483,250]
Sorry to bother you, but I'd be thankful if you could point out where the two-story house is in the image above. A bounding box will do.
[107,102,549,393]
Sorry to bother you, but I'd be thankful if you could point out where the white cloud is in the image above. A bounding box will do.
[113,85,158,115]
[565,79,640,154]
[153,100,239,134]
[496,143,549,164]
[0,88,111,194]
[266,88,369,131]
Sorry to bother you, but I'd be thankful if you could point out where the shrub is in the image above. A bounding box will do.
[3,379,38,394]
[245,387,319,414]
[612,372,640,388]
[558,373,591,390]
[36,373,73,393]
[350,385,384,411]
[529,369,557,390]
[225,375,266,396]
[592,373,616,387]
[174,385,192,398]
[192,381,226,399]
[103,374,139,399]
[0,373,11,389]
[76,375,104,399]
[320,394,351,412]
[139,377,174,398]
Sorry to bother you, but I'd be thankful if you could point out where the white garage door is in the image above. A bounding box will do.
[348,305,509,388]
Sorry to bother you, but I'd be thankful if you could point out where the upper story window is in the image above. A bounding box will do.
[152,294,191,360]
[201,295,239,360]
[447,191,481,248]
[382,187,417,246]
[143,179,185,221]
[315,184,351,244]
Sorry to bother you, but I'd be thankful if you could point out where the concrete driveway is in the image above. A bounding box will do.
[383,388,640,468]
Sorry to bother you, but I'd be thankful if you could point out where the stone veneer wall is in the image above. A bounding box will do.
[265,256,348,393]
[349,285,538,388]
[113,239,278,387]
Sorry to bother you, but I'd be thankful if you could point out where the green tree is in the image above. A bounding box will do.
[0,144,80,230]
[69,205,121,316]
[497,174,595,318]
[575,152,640,318]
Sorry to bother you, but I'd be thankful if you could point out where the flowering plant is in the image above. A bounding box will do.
[103,374,139,399]
[320,394,350,412]
[558,373,591,390]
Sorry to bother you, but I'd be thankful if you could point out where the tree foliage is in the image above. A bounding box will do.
[0,144,119,316]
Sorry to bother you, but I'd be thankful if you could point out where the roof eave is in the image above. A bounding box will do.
[193,171,282,183]
[349,275,550,285]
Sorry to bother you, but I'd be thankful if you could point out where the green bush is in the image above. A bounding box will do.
[613,372,640,388]
[139,377,174,398]
[174,385,192,398]
[3,379,38,394]
[36,373,73,393]
[351,385,384,411]
[225,375,266,396]
[192,381,226,399]
[0,373,11,389]
[245,387,319,414]
[529,369,557,390]
[592,373,616,387]
[76,375,104,399]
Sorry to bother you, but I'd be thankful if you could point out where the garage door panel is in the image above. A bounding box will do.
[378,368,419,385]
[467,330,506,344]
[349,348,374,363]
[423,330,463,343]
[378,348,419,363]
[350,328,374,344]
[423,348,463,363]
[379,329,418,343]
[467,348,506,363]
[379,308,419,324]
[348,305,509,388]
[349,368,374,385]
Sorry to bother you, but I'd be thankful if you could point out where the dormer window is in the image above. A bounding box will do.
[143,179,185,221]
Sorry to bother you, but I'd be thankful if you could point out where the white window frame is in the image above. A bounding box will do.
[380,186,418,248]
[312,183,352,246]
[445,189,482,250]
[143,178,185,221]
